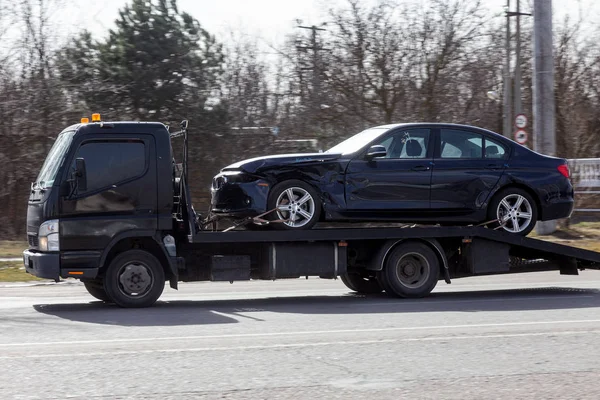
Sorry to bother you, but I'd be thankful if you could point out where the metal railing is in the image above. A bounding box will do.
[568,158,600,212]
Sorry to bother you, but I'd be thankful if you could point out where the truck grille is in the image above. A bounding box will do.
[28,235,39,247]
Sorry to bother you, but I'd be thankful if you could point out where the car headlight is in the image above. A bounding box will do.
[38,219,59,252]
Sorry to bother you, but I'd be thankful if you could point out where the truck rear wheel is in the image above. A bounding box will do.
[340,272,383,294]
[83,280,111,302]
[103,250,165,308]
[377,242,439,298]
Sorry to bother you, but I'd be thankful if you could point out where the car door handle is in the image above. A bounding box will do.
[486,164,502,169]
[412,165,430,171]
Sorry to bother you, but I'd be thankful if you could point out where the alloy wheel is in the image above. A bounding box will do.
[275,187,316,228]
[496,194,533,233]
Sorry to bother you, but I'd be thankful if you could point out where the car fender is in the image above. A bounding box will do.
[262,162,349,215]
[486,173,542,208]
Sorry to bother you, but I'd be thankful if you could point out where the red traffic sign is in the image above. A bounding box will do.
[514,129,528,144]
[515,114,528,129]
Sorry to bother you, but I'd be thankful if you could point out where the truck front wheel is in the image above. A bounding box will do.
[103,250,165,308]
[83,280,111,302]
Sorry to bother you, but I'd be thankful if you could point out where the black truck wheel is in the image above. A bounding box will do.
[378,242,440,298]
[103,250,165,308]
[340,272,383,294]
[83,280,111,302]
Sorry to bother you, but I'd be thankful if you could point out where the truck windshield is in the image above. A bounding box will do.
[35,130,76,189]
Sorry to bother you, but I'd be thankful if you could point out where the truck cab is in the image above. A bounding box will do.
[24,115,183,306]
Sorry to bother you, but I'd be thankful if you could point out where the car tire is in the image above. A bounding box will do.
[378,242,440,298]
[487,187,538,236]
[103,250,165,308]
[267,180,322,230]
[83,280,111,302]
[340,272,383,294]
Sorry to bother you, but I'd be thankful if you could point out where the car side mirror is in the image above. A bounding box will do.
[75,158,87,192]
[366,145,387,159]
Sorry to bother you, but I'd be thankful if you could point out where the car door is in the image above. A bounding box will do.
[345,127,433,211]
[430,127,508,211]
[59,134,157,252]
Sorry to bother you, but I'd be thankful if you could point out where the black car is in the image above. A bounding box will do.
[210,123,573,235]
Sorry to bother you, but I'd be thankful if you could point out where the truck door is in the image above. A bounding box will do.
[59,134,157,252]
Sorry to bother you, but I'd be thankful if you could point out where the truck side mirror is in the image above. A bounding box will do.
[75,158,87,192]
[366,145,387,159]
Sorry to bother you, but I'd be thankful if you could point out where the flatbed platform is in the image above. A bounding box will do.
[192,225,600,268]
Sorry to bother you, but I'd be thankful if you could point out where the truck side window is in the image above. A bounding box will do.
[73,141,146,193]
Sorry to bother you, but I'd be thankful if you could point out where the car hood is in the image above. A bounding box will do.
[221,152,342,174]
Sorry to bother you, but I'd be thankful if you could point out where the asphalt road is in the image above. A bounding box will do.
[3,272,600,399]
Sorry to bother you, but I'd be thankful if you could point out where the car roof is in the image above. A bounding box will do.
[371,122,501,135]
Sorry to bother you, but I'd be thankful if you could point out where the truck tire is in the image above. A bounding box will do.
[83,280,111,302]
[378,242,439,298]
[340,272,383,294]
[103,250,165,308]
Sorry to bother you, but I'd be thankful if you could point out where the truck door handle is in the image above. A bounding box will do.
[412,165,430,171]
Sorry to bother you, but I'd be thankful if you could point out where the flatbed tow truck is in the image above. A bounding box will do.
[23,116,600,307]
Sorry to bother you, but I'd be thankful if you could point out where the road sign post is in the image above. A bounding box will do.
[514,129,528,145]
[515,114,528,129]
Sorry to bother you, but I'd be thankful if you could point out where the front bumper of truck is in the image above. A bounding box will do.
[23,250,101,281]
[23,249,60,281]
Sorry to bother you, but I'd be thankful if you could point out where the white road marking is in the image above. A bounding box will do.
[3,319,600,348]
[2,330,599,360]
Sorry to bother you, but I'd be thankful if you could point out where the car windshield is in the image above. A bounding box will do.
[35,130,76,189]
[325,127,391,155]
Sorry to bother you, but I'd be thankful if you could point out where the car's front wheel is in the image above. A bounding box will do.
[267,180,321,230]
[487,187,538,236]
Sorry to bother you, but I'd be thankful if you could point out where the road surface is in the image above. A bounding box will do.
[2,272,600,399]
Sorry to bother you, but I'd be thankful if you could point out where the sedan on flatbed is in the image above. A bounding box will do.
[210,123,573,236]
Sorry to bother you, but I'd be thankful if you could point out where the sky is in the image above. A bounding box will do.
[59,0,597,49]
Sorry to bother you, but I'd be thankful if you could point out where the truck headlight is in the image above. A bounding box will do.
[38,219,59,252]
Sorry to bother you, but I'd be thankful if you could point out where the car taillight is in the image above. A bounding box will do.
[558,164,570,178]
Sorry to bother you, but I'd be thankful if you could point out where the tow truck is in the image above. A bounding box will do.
[23,115,600,307]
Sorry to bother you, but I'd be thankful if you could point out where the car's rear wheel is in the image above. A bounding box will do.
[267,180,321,230]
[487,187,538,236]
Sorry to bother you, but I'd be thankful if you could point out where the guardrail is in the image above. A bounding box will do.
[568,158,600,212]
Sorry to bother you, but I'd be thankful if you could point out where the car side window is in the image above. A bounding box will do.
[72,141,146,193]
[374,129,430,159]
[484,137,507,159]
[440,129,483,159]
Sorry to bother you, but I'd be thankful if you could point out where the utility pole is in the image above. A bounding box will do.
[503,0,512,139]
[296,23,327,113]
[513,0,522,120]
[533,0,557,235]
